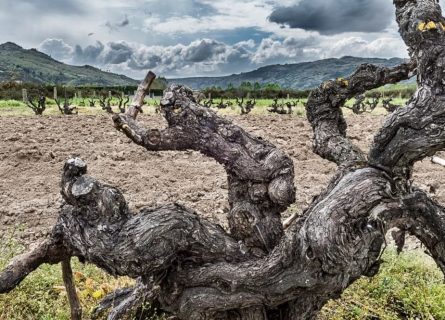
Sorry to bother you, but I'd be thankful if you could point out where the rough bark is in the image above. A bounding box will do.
[305,61,415,166]
[0,239,67,293]
[2,1,445,319]
[369,0,445,179]
[113,84,295,254]
[25,94,46,115]
[62,259,82,320]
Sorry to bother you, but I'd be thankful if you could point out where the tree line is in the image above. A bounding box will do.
[0,81,165,100]
[201,81,416,99]
[0,79,416,101]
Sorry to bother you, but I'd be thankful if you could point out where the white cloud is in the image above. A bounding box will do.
[39,39,74,61]
[327,37,408,59]
[2,0,421,78]
[38,33,408,79]
[143,1,270,35]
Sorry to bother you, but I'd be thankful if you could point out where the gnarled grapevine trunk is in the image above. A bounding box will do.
[3,1,445,319]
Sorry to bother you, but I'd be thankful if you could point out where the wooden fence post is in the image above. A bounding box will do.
[22,89,28,102]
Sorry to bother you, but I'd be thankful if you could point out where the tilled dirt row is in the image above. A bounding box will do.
[0,114,441,244]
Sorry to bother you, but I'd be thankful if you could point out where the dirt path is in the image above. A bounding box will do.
[0,114,442,244]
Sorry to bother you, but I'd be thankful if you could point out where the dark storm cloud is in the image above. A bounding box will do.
[268,0,393,35]
[220,41,255,74]
[68,38,255,76]
[103,42,133,64]
[184,39,226,62]
[74,41,104,64]
[282,36,317,48]
[128,54,163,70]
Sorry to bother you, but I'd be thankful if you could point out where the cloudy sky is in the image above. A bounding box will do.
[1,0,443,79]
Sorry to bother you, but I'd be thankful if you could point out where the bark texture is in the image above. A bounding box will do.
[2,1,445,319]
[62,259,82,320]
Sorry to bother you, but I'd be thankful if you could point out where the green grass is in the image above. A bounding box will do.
[0,99,26,108]
[375,83,417,94]
[2,233,445,320]
[0,235,135,320]
[320,249,445,320]
[0,98,412,117]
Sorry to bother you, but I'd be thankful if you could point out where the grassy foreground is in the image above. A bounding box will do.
[0,236,135,320]
[321,249,445,319]
[1,235,444,320]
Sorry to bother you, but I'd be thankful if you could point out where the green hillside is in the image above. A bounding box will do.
[0,42,138,86]
[170,56,411,90]
[0,42,411,91]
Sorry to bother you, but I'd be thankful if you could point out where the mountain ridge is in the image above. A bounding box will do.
[0,42,138,86]
[0,42,410,90]
[169,56,409,90]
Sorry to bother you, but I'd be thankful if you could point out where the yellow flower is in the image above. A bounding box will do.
[92,289,106,300]
[426,21,437,30]
[336,78,349,87]
[418,21,438,32]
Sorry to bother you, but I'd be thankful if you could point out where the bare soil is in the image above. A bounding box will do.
[0,114,442,246]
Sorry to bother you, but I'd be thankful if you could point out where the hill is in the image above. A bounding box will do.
[0,43,409,90]
[169,56,408,90]
[0,42,138,86]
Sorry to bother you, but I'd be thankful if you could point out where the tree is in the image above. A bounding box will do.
[263,83,281,90]
[240,81,253,91]
[2,1,445,319]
